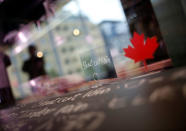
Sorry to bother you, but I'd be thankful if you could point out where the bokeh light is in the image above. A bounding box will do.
[37,51,43,58]
[73,29,80,36]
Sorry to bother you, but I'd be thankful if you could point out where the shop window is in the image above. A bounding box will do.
[65,59,70,64]
[69,47,74,52]
[61,48,66,53]
[63,25,69,31]
[55,26,61,31]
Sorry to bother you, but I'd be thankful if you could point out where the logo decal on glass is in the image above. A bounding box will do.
[123,32,159,69]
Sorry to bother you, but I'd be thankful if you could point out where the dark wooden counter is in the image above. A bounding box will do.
[0,67,186,131]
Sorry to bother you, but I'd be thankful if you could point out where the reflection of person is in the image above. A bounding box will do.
[0,50,15,107]
[22,45,46,80]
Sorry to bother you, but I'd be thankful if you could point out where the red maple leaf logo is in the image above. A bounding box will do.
[123,32,159,68]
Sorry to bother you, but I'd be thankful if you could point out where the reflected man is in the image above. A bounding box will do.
[22,45,46,80]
